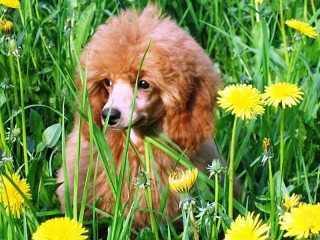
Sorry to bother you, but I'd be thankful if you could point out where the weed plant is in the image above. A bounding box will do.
[0,0,319,239]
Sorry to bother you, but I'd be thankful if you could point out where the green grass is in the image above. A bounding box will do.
[0,0,320,239]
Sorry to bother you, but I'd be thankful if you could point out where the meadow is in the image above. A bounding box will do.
[0,0,319,239]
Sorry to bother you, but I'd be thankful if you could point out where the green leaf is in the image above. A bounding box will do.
[42,123,62,148]
[30,110,44,144]
[274,171,288,198]
[74,3,96,56]
[27,157,44,204]
[36,141,46,153]
[220,213,233,228]
[0,89,5,109]
[136,227,156,240]
[255,202,271,214]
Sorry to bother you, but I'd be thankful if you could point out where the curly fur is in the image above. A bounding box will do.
[56,5,221,229]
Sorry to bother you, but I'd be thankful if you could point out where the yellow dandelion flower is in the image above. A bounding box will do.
[168,168,198,194]
[0,19,14,32]
[217,84,265,120]
[262,138,271,152]
[280,203,320,239]
[285,19,318,38]
[0,0,20,8]
[261,138,273,164]
[225,212,270,240]
[283,193,300,211]
[255,0,264,3]
[0,172,32,218]
[262,82,304,109]
[32,217,88,240]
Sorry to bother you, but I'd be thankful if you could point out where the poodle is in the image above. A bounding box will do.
[56,5,221,229]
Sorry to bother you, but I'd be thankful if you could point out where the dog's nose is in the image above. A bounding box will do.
[102,108,121,125]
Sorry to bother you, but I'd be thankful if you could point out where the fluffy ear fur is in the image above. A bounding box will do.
[74,55,109,140]
[164,83,219,153]
[162,50,221,153]
[136,8,222,153]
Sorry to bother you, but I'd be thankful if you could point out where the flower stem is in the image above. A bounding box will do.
[254,1,260,23]
[16,58,29,175]
[280,109,285,178]
[286,41,299,83]
[268,158,276,236]
[310,0,315,14]
[211,173,219,239]
[214,0,219,28]
[279,0,289,66]
[189,208,199,240]
[0,112,8,153]
[144,141,159,240]
[214,174,219,213]
[8,41,21,166]
[228,117,238,218]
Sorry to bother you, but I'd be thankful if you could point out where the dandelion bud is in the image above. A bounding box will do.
[13,127,21,138]
[8,38,17,52]
[0,19,14,32]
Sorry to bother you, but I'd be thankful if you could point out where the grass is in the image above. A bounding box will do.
[0,0,320,239]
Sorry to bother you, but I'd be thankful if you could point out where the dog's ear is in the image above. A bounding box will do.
[74,55,109,140]
[163,60,221,153]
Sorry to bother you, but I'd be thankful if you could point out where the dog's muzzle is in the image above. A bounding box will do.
[102,108,121,126]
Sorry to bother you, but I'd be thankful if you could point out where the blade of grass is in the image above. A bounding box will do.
[144,140,159,240]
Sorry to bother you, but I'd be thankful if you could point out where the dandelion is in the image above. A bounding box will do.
[262,82,304,109]
[262,138,270,151]
[5,125,21,143]
[169,168,199,240]
[254,0,265,3]
[207,159,227,178]
[280,203,320,239]
[207,159,226,238]
[0,19,14,32]
[261,138,273,165]
[262,137,276,231]
[285,19,318,38]
[218,84,264,217]
[0,0,20,8]
[263,83,304,176]
[32,217,88,240]
[217,84,265,120]
[283,193,301,211]
[225,212,270,240]
[0,172,32,218]
[168,168,198,194]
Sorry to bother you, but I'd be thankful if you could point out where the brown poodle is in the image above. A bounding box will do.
[56,5,221,229]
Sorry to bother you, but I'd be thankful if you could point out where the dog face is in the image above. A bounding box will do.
[77,7,221,150]
[81,25,189,132]
[100,74,164,130]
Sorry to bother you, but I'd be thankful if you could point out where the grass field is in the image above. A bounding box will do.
[0,0,319,239]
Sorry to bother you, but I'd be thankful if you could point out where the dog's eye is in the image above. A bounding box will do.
[138,80,150,89]
[103,79,112,87]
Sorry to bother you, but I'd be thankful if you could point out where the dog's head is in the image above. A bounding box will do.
[77,6,221,151]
